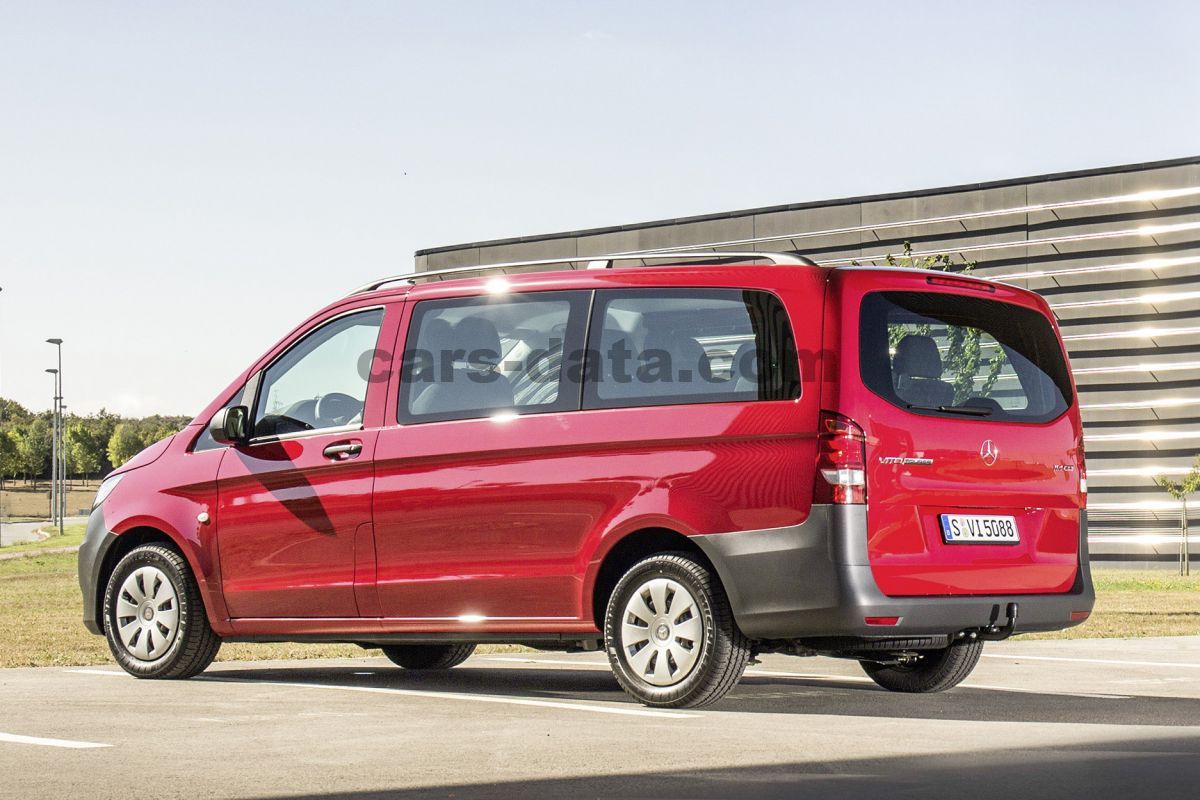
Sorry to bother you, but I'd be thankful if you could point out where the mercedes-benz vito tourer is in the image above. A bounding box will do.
[79,252,1093,708]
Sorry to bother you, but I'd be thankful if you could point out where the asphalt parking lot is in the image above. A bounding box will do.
[3,636,1200,800]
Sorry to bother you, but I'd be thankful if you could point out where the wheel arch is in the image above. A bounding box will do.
[93,526,208,633]
[588,527,722,630]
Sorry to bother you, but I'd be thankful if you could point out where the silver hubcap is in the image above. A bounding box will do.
[620,577,704,687]
[115,567,179,661]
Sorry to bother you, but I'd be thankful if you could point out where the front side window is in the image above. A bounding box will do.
[858,291,1072,423]
[253,308,385,438]
[583,288,800,409]
[398,291,588,424]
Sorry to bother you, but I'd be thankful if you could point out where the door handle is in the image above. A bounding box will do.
[323,441,363,459]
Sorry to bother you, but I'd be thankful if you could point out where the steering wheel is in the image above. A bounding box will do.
[315,392,363,426]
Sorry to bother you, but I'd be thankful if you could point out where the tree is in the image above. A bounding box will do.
[138,415,190,445]
[64,411,120,478]
[107,423,146,468]
[16,415,53,480]
[1154,456,1200,576]
[66,419,107,479]
[0,397,33,426]
[0,428,19,486]
[853,242,1008,405]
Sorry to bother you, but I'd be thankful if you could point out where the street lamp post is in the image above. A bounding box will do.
[45,368,58,527]
[47,338,63,534]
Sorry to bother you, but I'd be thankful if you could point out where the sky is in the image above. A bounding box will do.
[2,0,1199,417]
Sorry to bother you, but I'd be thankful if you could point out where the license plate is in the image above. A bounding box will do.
[939,514,1020,544]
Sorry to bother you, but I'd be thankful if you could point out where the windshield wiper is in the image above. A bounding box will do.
[906,403,993,417]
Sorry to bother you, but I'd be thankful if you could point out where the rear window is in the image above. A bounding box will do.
[583,288,800,409]
[859,291,1072,423]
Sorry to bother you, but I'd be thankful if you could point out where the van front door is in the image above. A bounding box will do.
[216,306,388,619]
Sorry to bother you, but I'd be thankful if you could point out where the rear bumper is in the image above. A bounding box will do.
[78,507,119,636]
[692,505,1095,641]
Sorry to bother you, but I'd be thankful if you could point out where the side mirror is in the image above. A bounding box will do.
[208,405,249,445]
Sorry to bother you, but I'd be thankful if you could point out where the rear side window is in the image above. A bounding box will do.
[398,291,589,424]
[583,288,800,409]
[859,291,1072,423]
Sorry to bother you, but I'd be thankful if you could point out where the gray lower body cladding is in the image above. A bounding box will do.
[691,505,1095,641]
[78,507,119,635]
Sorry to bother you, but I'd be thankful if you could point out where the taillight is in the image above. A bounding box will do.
[815,411,867,505]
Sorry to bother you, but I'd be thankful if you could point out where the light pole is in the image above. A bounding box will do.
[45,368,58,527]
[47,338,63,534]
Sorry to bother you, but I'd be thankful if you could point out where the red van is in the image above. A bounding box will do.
[78,252,1093,708]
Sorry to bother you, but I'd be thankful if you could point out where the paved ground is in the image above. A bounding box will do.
[2,636,1200,800]
[0,516,87,547]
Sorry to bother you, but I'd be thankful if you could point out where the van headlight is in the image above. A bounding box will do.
[93,473,125,508]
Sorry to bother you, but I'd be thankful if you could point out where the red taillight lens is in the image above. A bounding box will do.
[815,411,867,505]
[864,616,901,626]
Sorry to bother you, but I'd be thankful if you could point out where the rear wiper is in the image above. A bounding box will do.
[906,403,993,417]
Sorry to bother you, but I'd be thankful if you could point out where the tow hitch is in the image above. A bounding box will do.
[957,602,1019,642]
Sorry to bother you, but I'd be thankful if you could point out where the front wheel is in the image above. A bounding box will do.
[380,644,476,670]
[604,553,750,709]
[102,544,221,679]
[860,640,984,693]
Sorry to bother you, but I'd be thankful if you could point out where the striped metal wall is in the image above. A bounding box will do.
[415,157,1200,558]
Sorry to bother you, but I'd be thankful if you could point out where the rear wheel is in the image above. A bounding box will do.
[102,544,221,679]
[860,640,984,693]
[380,643,476,670]
[604,553,750,708]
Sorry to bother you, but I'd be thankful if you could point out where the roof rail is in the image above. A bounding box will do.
[350,251,817,295]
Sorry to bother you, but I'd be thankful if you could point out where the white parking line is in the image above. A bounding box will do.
[747,668,1130,699]
[489,658,1132,700]
[485,656,609,668]
[983,654,1200,669]
[0,732,110,749]
[65,667,695,720]
[201,677,698,719]
[963,682,1130,700]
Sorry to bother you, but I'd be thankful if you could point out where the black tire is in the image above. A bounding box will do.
[380,643,476,670]
[860,640,984,693]
[604,553,750,709]
[102,543,221,679]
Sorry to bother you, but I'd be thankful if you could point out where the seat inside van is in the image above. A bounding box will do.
[892,334,955,408]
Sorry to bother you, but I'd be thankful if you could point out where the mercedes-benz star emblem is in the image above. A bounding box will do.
[980,439,999,466]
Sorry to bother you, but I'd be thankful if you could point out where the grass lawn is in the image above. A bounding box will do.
[1019,569,1200,640]
[0,548,370,668]
[1,547,1196,668]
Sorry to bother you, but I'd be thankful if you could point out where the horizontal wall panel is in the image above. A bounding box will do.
[416,157,1200,553]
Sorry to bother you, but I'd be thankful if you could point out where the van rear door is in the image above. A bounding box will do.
[830,270,1084,597]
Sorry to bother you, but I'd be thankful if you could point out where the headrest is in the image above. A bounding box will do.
[417,318,453,351]
[893,335,943,379]
[450,316,502,366]
[644,330,710,381]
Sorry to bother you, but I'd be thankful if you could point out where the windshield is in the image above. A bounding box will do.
[858,291,1072,423]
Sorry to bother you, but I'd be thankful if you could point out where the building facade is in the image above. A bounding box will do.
[415,156,1200,559]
